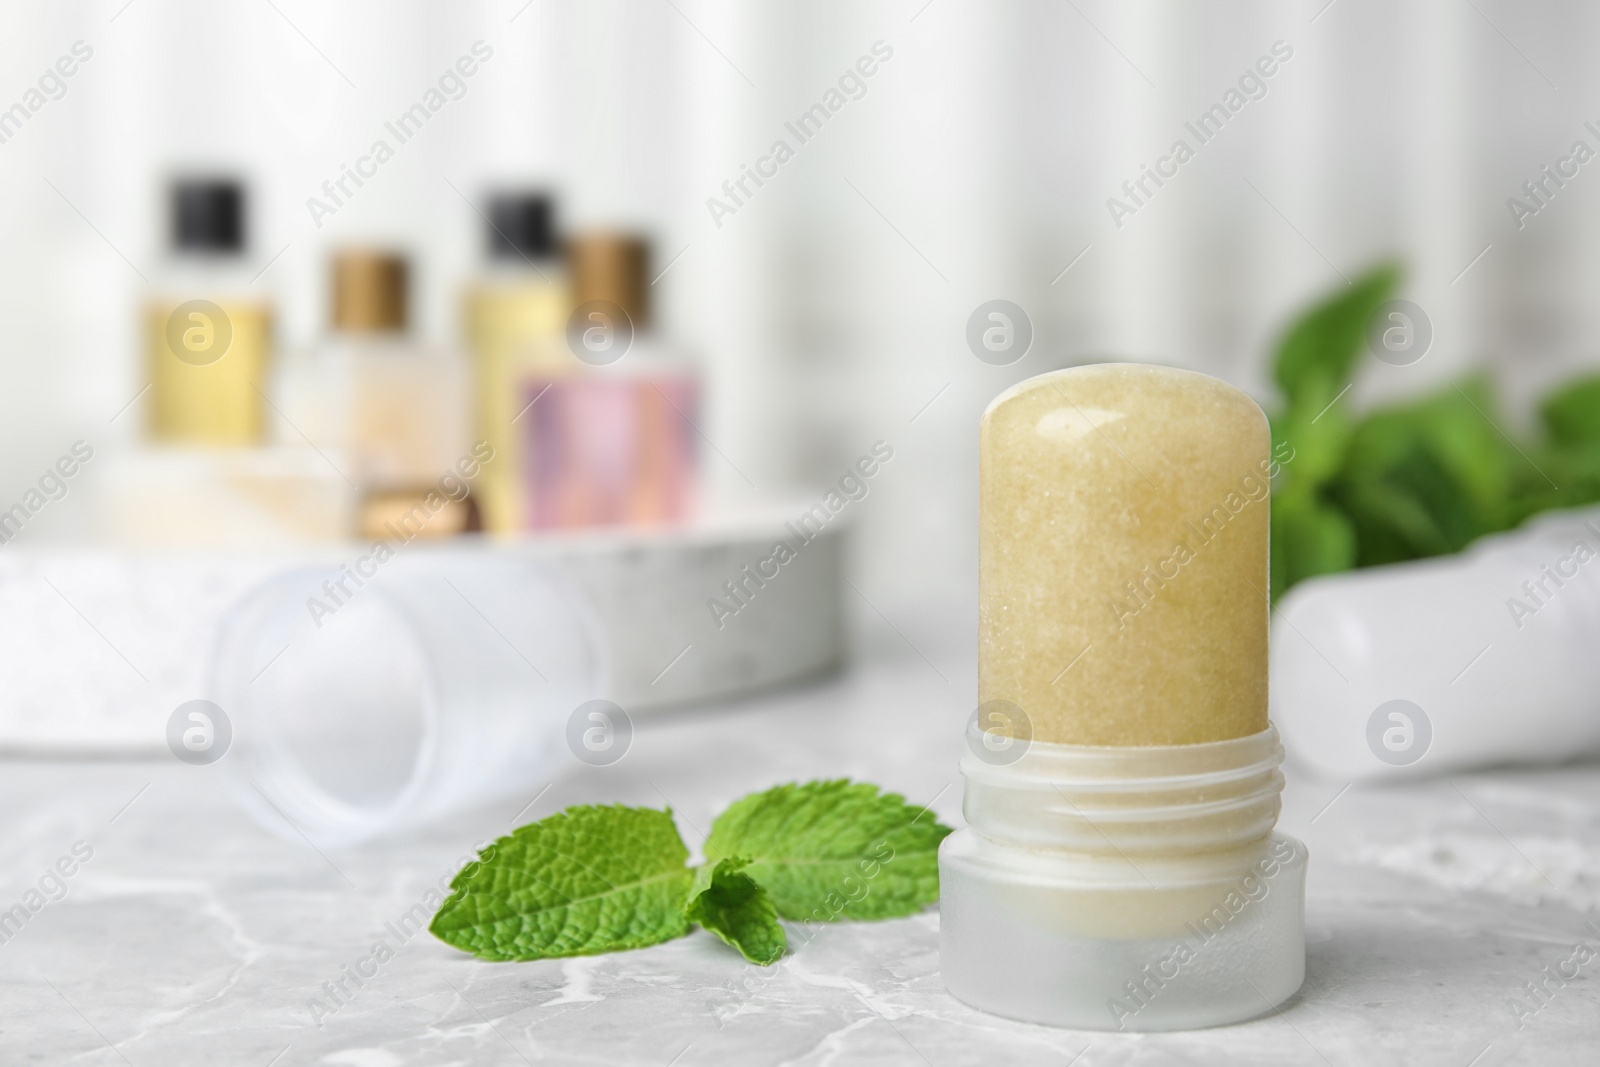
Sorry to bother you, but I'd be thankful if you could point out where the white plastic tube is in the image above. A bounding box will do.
[1272,506,1600,781]
[209,548,606,845]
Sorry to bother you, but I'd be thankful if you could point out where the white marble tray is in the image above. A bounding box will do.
[0,505,844,752]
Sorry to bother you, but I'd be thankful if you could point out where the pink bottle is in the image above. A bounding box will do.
[521,233,698,529]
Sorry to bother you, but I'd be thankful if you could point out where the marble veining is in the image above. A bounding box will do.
[1,652,1597,1065]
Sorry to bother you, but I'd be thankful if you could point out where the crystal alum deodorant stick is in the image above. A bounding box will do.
[980,363,1278,745]
[941,363,1307,1030]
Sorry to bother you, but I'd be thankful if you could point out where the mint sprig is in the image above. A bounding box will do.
[428,805,694,961]
[685,858,785,964]
[429,780,953,966]
[706,780,951,921]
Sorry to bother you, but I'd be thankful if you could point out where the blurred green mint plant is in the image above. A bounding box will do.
[1270,263,1599,598]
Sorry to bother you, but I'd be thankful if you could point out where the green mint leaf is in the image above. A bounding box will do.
[1541,373,1600,447]
[1270,495,1356,600]
[1273,262,1399,412]
[1270,403,1351,502]
[429,805,694,961]
[705,780,952,922]
[685,858,786,965]
[1510,441,1600,522]
[1331,377,1514,566]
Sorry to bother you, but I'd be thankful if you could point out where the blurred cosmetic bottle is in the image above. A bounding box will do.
[145,178,271,445]
[521,233,698,529]
[461,193,569,535]
[277,250,474,540]
[104,179,354,546]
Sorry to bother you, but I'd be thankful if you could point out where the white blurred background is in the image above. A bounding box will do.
[0,0,1594,654]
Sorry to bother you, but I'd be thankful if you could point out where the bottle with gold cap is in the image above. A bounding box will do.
[460,192,569,535]
[519,231,698,529]
[145,178,272,445]
[277,249,475,539]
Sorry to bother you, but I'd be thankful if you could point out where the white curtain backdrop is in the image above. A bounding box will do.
[1,0,1593,652]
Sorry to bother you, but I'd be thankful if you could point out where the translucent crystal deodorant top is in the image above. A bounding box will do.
[980,363,1277,745]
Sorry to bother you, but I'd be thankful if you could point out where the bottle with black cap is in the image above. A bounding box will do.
[106,178,354,546]
[145,178,272,445]
[461,191,569,535]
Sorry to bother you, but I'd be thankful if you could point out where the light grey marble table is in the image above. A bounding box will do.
[2,644,1597,1066]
